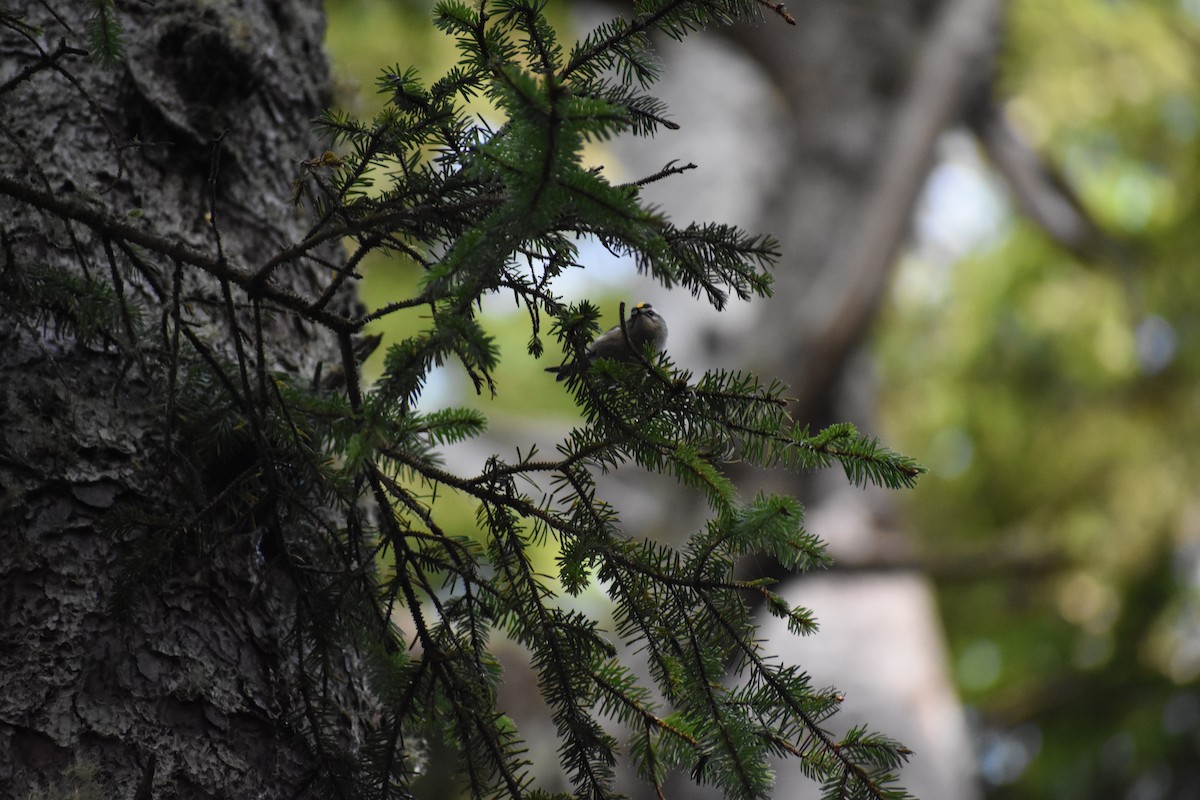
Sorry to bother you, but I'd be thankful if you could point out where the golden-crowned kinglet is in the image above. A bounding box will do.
[547,302,668,381]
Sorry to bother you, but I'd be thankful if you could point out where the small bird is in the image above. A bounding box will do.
[546,302,668,381]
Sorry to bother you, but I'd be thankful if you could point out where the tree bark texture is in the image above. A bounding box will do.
[1,1,360,797]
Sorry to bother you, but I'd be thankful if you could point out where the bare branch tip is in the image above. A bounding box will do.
[758,0,796,25]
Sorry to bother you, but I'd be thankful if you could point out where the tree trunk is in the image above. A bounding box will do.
[0,1,358,797]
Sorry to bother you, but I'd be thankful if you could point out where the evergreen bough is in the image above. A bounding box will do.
[4,0,926,797]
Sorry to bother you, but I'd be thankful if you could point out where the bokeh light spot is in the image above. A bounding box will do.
[958,638,1003,691]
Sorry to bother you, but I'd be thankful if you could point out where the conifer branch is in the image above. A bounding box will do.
[0,175,356,333]
[0,39,89,98]
[702,592,912,799]
[625,161,697,188]
[4,0,924,795]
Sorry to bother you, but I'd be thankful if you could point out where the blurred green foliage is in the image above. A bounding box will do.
[878,0,1200,797]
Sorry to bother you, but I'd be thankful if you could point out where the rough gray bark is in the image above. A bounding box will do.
[0,1,360,797]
